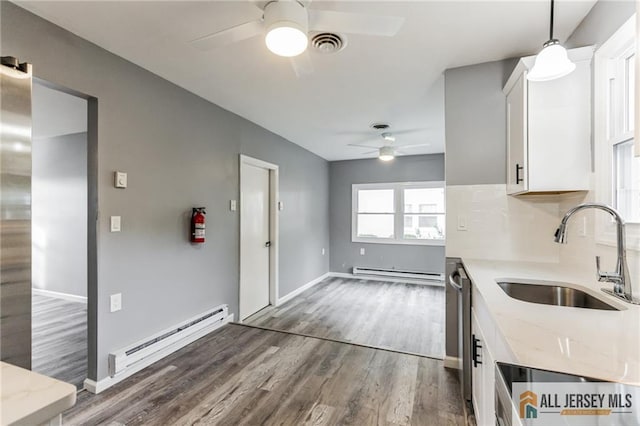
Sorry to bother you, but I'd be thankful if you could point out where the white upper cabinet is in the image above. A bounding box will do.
[504,46,594,195]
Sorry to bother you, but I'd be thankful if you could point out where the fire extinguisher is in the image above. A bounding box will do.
[191,207,206,244]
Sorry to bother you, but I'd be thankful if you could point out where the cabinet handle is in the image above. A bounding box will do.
[516,163,524,185]
[472,334,483,368]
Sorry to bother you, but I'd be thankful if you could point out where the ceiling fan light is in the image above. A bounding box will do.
[265,25,308,57]
[264,1,309,57]
[379,146,395,161]
[528,40,576,82]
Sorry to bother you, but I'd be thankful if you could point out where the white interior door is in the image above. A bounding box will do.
[240,162,270,320]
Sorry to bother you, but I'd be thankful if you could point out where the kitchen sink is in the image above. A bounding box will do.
[496,280,620,311]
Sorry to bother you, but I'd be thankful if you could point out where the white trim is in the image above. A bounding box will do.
[276,272,330,306]
[84,313,234,394]
[594,15,640,250]
[239,155,279,321]
[32,288,87,303]
[444,356,461,370]
[351,181,446,246]
[329,272,444,287]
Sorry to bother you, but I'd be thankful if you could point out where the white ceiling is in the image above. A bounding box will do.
[17,0,597,161]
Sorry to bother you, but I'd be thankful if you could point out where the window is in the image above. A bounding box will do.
[352,182,445,246]
[595,16,640,247]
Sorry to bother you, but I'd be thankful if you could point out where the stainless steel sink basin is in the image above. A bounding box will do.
[496,280,620,311]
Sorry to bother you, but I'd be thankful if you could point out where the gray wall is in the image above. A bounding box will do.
[1,2,329,381]
[444,59,517,186]
[566,0,636,49]
[32,132,88,297]
[329,154,445,274]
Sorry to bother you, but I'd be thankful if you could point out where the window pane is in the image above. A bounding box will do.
[403,215,445,240]
[404,188,444,213]
[614,139,640,223]
[626,53,635,132]
[358,189,394,213]
[357,214,394,238]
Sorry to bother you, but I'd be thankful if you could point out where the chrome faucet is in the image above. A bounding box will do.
[554,202,639,305]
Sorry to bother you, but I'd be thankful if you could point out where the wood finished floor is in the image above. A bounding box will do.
[32,294,87,389]
[245,277,445,359]
[64,324,465,425]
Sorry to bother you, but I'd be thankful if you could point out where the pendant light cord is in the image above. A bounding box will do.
[549,0,555,40]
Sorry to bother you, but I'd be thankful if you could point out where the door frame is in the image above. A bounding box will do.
[238,154,279,321]
[32,77,98,384]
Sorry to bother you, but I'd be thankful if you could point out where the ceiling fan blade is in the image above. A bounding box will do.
[290,51,314,77]
[190,20,263,51]
[348,143,380,149]
[395,143,431,149]
[308,10,404,36]
[361,150,379,155]
[390,127,430,136]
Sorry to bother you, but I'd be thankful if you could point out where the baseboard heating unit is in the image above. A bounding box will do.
[352,267,444,282]
[108,304,231,378]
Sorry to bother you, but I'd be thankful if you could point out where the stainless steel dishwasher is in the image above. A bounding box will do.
[446,257,472,402]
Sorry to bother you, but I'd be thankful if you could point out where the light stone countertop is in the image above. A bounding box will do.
[462,259,640,385]
[1,361,76,426]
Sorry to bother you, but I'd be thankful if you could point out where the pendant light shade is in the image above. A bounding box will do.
[528,40,576,81]
[378,146,395,161]
[527,0,575,82]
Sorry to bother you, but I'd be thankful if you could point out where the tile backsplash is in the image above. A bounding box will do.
[446,184,561,262]
[446,183,639,295]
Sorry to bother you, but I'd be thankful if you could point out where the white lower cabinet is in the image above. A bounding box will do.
[471,308,496,426]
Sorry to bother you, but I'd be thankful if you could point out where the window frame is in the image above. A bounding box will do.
[594,15,640,250]
[351,181,445,246]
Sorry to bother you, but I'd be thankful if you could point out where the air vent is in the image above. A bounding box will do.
[310,33,346,54]
[371,123,390,130]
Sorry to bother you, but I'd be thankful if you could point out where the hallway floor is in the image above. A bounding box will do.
[245,277,445,358]
[32,293,87,389]
[63,324,465,425]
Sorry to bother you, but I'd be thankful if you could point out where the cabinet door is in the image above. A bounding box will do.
[471,313,484,423]
[506,73,527,194]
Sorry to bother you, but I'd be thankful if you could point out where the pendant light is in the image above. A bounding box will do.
[527,0,575,82]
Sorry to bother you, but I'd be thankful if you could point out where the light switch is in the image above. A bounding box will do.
[110,216,121,232]
[114,171,127,188]
[322,248,325,256]
[360,248,365,256]
[278,201,284,211]
[110,293,122,312]
[230,200,237,211]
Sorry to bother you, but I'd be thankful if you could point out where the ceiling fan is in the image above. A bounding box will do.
[189,0,404,76]
[348,132,431,161]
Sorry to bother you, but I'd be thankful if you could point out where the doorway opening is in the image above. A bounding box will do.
[31,79,96,389]
[239,155,279,321]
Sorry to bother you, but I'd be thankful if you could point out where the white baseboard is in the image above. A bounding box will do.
[84,313,234,394]
[328,272,444,287]
[33,288,87,303]
[444,355,461,370]
[276,272,330,306]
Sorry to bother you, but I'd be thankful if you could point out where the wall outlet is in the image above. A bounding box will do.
[360,248,365,256]
[278,201,284,211]
[114,171,127,188]
[110,216,121,232]
[457,215,468,231]
[322,248,325,256]
[110,293,122,312]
